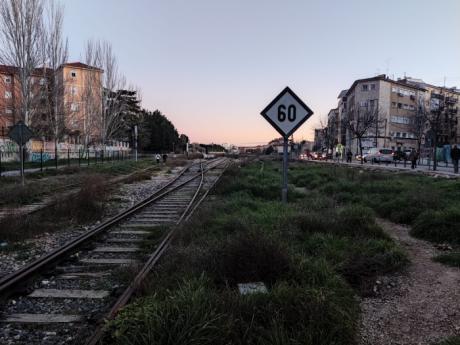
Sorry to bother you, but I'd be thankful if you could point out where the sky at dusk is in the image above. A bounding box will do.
[63,0,460,145]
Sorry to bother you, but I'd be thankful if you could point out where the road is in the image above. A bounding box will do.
[302,158,459,178]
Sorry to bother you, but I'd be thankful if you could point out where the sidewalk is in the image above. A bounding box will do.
[301,158,460,178]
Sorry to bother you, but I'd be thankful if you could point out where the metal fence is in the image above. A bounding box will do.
[0,148,134,176]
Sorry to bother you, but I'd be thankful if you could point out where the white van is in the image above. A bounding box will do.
[364,148,394,163]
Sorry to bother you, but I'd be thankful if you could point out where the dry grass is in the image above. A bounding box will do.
[0,175,110,242]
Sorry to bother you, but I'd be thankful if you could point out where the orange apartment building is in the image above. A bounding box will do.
[0,62,103,144]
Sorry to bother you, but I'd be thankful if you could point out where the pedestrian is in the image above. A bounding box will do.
[409,148,418,169]
[162,153,167,163]
[346,150,352,163]
[451,144,460,173]
[155,153,161,164]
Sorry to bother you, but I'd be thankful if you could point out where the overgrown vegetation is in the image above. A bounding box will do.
[432,336,460,345]
[289,162,460,245]
[104,160,411,345]
[0,175,110,243]
[433,252,460,268]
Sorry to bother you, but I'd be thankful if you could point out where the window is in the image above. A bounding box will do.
[5,108,12,114]
[4,76,11,84]
[398,103,402,109]
[362,84,368,91]
[359,101,368,107]
[402,133,407,138]
[71,70,77,78]
[369,99,376,108]
[70,86,78,95]
[396,132,401,137]
[370,84,376,90]
[391,116,410,124]
[392,102,397,108]
[70,103,79,111]
[5,91,12,99]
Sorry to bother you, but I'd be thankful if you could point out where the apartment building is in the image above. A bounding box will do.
[326,108,339,147]
[345,75,426,153]
[0,62,103,144]
[400,77,460,145]
[56,62,103,143]
[0,65,19,136]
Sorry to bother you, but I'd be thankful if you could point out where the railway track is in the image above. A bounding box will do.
[0,157,229,345]
[0,165,165,221]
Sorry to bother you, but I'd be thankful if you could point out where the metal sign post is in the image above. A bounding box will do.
[282,136,288,202]
[8,121,34,186]
[261,87,313,203]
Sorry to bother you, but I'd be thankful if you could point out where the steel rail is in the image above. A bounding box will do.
[85,159,227,345]
[184,159,230,223]
[0,159,218,297]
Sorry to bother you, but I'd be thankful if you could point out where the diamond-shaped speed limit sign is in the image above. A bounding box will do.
[260,87,314,204]
[260,87,313,138]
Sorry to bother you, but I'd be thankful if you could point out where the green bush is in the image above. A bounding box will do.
[432,336,460,345]
[433,252,460,268]
[411,207,460,244]
[106,277,231,345]
[107,277,358,345]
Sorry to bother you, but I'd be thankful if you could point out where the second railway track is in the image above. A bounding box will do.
[0,157,229,345]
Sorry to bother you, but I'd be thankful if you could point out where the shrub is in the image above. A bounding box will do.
[208,231,292,287]
[411,207,460,244]
[337,205,389,240]
[106,277,231,345]
[433,252,460,268]
[225,282,358,345]
[432,336,460,345]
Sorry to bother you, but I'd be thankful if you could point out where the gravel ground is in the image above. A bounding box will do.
[359,219,460,345]
[0,167,182,279]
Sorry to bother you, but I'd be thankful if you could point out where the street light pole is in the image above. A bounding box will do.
[134,125,138,162]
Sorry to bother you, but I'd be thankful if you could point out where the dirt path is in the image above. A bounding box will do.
[359,219,460,345]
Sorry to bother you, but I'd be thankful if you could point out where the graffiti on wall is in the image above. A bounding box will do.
[30,152,52,162]
[0,139,18,153]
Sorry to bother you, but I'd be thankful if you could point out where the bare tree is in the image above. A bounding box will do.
[423,92,458,171]
[98,41,128,145]
[319,115,336,155]
[408,100,429,160]
[343,105,384,164]
[80,39,103,148]
[40,0,68,156]
[0,0,44,126]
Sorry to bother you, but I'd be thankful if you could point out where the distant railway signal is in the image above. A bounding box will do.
[261,87,314,203]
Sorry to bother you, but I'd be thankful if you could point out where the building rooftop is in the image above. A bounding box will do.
[345,74,426,97]
[60,62,103,71]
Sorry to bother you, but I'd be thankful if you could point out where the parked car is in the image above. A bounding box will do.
[364,148,394,163]
[355,150,369,162]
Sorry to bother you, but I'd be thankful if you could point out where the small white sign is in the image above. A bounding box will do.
[237,282,268,295]
[261,87,313,138]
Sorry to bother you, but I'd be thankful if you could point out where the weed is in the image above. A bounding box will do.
[208,231,292,287]
[432,336,460,345]
[433,252,460,268]
[410,207,460,244]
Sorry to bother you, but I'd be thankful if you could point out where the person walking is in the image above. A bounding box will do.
[346,150,353,163]
[409,148,418,169]
[451,144,460,173]
[162,153,168,163]
[155,153,161,164]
